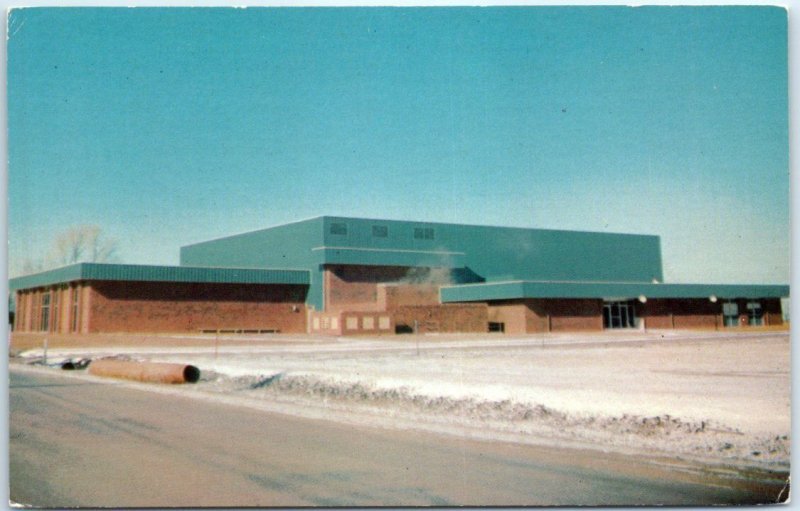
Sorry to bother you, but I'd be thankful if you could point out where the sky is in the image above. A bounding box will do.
[7,6,790,284]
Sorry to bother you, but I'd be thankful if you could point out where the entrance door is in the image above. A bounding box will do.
[603,301,636,329]
[747,302,763,326]
[723,302,739,327]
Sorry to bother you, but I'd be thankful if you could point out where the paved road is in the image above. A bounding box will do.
[10,368,787,507]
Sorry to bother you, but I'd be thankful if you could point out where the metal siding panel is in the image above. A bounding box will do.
[178,216,786,311]
[179,217,323,308]
[316,247,465,268]
[11,263,310,290]
[317,216,663,283]
[9,264,84,291]
[441,281,789,302]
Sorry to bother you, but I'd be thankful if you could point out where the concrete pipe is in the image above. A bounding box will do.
[88,359,201,384]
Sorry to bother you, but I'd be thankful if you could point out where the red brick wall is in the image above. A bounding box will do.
[340,311,395,335]
[309,310,395,335]
[88,281,307,333]
[510,299,604,333]
[639,298,785,330]
[14,284,87,334]
[760,298,783,326]
[308,312,343,335]
[639,299,673,329]
[378,284,440,310]
[488,303,528,334]
[393,304,488,333]
[324,265,411,312]
[642,299,719,330]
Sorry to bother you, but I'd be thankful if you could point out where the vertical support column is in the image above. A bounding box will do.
[58,286,66,333]
[80,284,92,334]
[30,291,38,332]
[24,292,32,332]
[13,291,22,332]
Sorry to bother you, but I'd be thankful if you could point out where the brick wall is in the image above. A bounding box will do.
[378,284,440,310]
[14,284,87,334]
[309,310,394,335]
[393,304,488,334]
[340,311,395,335]
[763,298,783,326]
[488,302,528,334]
[542,299,604,331]
[88,280,308,333]
[642,299,719,330]
[486,299,604,333]
[673,299,718,329]
[308,312,343,335]
[324,265,410,312]
[639,298,784,330]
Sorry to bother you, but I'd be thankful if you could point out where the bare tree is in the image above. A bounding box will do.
[48,225,120,266]
[20,258,44,275]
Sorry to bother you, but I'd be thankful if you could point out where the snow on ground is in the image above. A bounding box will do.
[16,330,790,470]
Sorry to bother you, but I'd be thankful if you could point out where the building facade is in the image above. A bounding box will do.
[11,216,789,335]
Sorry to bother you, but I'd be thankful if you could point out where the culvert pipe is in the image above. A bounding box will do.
[88,359,200,384]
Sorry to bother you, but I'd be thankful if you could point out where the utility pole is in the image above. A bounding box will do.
[414,320,419,356]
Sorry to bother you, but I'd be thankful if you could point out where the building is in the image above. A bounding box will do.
[10,216,789,335]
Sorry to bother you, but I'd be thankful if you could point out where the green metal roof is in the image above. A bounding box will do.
[180,217,325,309]
[312,246,466,268]
[318,216,664,283]
[182,215,664,284]
[440,280,790,302]
[9,263,310,291]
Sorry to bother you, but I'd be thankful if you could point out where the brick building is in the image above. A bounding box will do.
[10,216,789,334]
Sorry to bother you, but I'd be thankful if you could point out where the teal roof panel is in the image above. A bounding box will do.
[313,246,466,268]
[10,263,310,291]
[319,216,664,283]
[440,280,790,302]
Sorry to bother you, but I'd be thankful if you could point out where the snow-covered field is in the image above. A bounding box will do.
[15,330,790,471]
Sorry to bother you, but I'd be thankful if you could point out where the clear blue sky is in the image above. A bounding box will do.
[7,6,789,284]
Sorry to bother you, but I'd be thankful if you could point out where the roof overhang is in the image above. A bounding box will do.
[312,246,466,268]
[9,263,310,291]
[440,280,790,303]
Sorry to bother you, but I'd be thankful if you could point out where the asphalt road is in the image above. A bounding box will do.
[9,368,787,507]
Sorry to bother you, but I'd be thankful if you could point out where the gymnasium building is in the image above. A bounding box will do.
[10,216,789,335]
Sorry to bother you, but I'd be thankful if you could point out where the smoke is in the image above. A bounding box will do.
[392,246,461,285]
[395,267,454,286]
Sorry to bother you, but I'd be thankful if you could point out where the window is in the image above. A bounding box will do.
[329,222,347,236]
[40,293,51,332]
[488,322,505,333]
[414,227,434,240]
[603,301,636,329]
[51,290,59,332]
[71,287,80,332]
[16,293,24,331]
[372,225,388,238]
